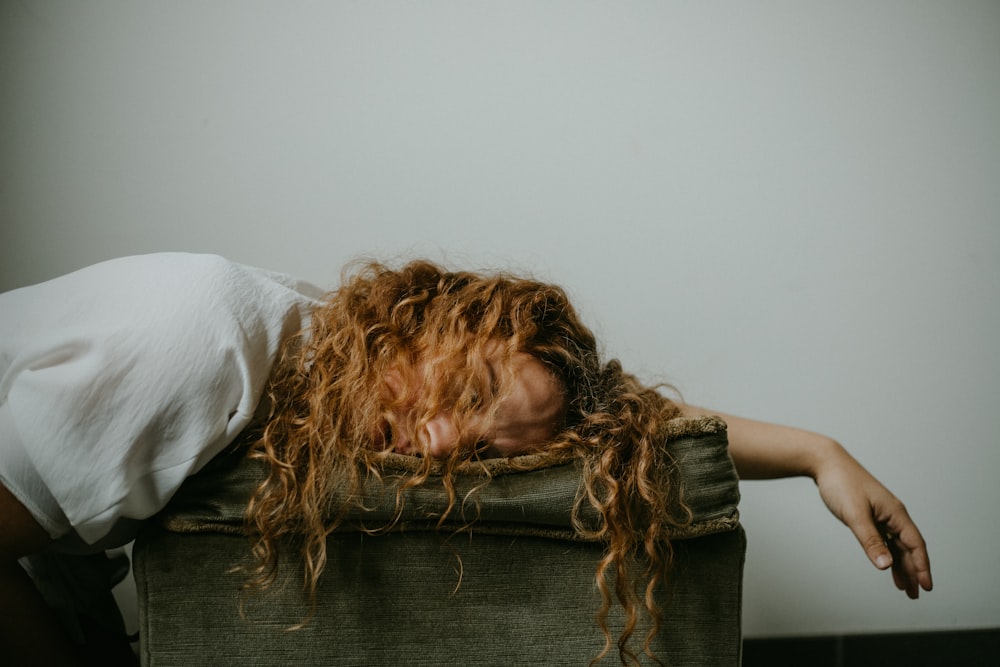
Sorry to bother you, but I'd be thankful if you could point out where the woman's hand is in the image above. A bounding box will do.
[812,442,933,598]
[681,404,933,598]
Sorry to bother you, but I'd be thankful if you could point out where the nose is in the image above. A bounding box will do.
[423,413,460,458]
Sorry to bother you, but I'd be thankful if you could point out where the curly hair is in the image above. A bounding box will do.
[244,259,687,666]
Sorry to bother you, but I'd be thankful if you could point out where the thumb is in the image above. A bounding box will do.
[852,520,893,570]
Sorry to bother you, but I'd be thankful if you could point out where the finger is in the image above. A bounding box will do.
[870,494,935,595]
[906,544,933,593]
[898,537,933,594]
[852,520,894,571]
[886,525,933,598]
[886,538,918,598]
[892,567,906,591]
[894,556,920,599]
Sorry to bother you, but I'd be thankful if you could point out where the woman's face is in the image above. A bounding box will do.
[382,350,567,459]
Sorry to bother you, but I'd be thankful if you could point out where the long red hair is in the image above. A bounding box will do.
[244,260,687,665]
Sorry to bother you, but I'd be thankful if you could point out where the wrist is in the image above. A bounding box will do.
[805,436,847,482]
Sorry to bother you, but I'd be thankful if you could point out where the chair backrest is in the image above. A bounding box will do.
[134,416,744,666]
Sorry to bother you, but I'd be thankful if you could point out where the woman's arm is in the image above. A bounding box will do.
[681,405,933,599]
[0,482,85,666]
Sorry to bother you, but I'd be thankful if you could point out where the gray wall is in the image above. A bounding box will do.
[2,1,998,638]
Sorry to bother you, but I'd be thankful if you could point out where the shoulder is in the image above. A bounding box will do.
[1,252,322,374]
[82,252,251,295]
[1,253,245,309]
[59,252,319,317]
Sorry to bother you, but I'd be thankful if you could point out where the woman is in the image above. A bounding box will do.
[1,253,932,665]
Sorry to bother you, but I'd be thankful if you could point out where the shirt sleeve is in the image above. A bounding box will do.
[0,253,322,546]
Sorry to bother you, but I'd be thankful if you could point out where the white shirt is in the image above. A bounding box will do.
[0,253,322,549]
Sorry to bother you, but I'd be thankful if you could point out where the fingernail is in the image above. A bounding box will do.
[876,554,892,569]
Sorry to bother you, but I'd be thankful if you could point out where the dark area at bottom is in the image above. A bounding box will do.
[742,627,999,667]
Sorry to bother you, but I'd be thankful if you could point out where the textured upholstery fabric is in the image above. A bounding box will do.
[134,417,744,666]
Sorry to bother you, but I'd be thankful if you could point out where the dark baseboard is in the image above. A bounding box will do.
[742,628,999,667]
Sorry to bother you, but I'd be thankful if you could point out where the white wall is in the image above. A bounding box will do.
[2,1,998,638]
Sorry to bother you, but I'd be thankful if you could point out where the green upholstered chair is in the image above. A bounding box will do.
[133,416,744,666]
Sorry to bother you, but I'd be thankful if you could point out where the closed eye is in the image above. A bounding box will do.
[474,440,502,459]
